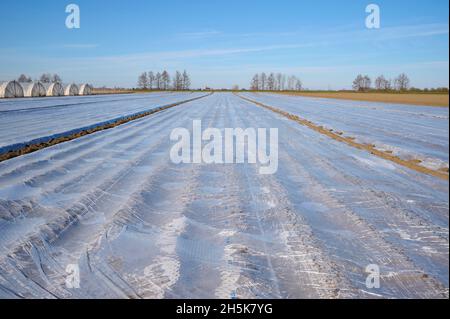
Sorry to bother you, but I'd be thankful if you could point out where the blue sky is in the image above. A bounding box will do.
[0,0,448,89]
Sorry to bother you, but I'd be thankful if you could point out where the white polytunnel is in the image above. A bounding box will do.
[78,84,93,95]
[44,82,64,97]
[64,83,79,96]
[0,81,24,98]
[22,81,46,97]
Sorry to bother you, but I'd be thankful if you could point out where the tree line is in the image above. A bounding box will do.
[352,73,413,92]
[17,73,63,84]
[137,70,191,91]
[250,73,302,91]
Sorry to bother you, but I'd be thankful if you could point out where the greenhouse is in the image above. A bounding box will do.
[0,81,24,98]
[64,83,79,96]
[22,82,46,97]
[44,82,64,97]
[78,83,93,95]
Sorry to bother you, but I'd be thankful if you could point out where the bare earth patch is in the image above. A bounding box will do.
[275,92,449,107]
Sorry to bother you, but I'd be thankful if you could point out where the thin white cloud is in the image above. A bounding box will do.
[173,23,449,43]
[65,43,318,66]
[65,22,448,65]
[367,23,449,41]
[177,30,222,39]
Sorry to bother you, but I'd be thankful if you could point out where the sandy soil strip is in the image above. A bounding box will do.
[236,94,449,181]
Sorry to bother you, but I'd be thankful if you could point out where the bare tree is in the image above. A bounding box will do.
[173,71,183,90]
[375,75,391,90]
[40,73,52,84]
[17,74,32,83]
[250,73,303,91]
[285,75,302,91]
[137,72,148,89]
[287,76,295,91]
[251,74,260,90]
[52,74,62,83]
[353,75,363,91]
[386,79,392,90]
[363,75,372,91]
[281,75,287,91]
[375,75,384,90]
[276,73,283,91]
[260,73,267,91]
[155,72,162,90]
[394,73,410,91]
[161,71,170,90]
[182,70,191,90]
[267,73,275,91]
[148,72,155,90]
[295,79,303,91]
[353,74,371,91]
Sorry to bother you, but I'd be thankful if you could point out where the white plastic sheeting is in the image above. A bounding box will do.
[0,81,24,98]
[21,82,46,97]
[0,92,206,150]
[0,93,447,299]
[241,92,450,171]
[44,82,64,97]
[78,83,93,96]
[64,83,79,96]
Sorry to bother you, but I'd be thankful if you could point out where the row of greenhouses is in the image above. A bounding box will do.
[0,81,93,98]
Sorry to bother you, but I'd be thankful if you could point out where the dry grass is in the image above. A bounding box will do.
[276,92,449,107]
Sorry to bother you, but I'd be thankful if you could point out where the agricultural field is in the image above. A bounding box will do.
[276,92,449,107]
[240,92,449,173]
[0,92,204,150]
[0,92,448,299]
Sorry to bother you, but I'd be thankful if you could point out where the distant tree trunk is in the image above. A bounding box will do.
[182,70,191,90]
[394,73,410,91]
[137,72,148,89]
[363,75,372,90]
[260,73,267,91]
[148,72,155,90]
[276,73,282,91]
[250,74,260,90]
[295,79,303,91]
[267,73,275,91]
[173,71,183,90]
[162,71,170,90]
[281,75,286,91]
[287,76,295,91]
[155,72,162,90]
